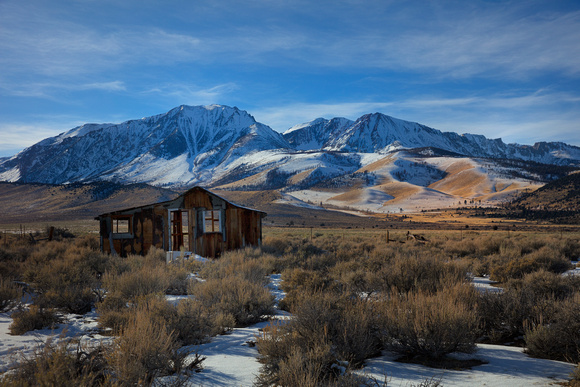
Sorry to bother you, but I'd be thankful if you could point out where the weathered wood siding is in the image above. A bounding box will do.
[97,187,264,258]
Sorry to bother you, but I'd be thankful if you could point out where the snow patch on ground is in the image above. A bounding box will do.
[0,309,109,373]
[1,272,577,386]
[359,344,575,387]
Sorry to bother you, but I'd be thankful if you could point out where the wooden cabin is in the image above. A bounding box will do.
[95,186,266,258]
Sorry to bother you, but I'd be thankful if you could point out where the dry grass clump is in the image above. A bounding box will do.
[0,338,107,387]
[478,270,580,344]
[0,277,22,312]
[570,364,580,387]
[199,247,275,286]
[9,305,61,335]
[101,264,169,301]
[380,284,479,360]
[135,296,226,345]
[524,292,580,363]
[279,268,335,311]
[100,247,190,303]
[4,305,201,386]
[489,245,572,282]
[10,237,112,315]
[190,275,274,326]
[105,309,189,386]
[330,245,470,296]
[256,291,381,386]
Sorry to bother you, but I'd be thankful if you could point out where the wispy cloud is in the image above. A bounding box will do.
[80,81,126,92]
[4,1,578,81]
[144,83,239,106]
[255,90,580,146]
[0,124,66,156]
[0,80,126,98]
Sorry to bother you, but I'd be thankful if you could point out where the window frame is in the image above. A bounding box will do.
[111,215,133,238]
[203,209,222,233]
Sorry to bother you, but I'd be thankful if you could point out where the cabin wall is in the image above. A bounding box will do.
[100,205,166,257]
[99,187,263,258]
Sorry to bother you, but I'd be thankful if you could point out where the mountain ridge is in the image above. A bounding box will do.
[1,104,579,215]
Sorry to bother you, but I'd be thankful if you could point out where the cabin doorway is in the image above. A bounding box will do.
[169,209,190,251]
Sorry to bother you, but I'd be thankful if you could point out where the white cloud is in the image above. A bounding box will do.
[80,81,126,92]
[144,83,239,106]
[0,124,64,155]
[0,80,127,98]
[254,90,580,146]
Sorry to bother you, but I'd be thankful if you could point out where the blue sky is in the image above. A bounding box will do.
[1,0,579,157]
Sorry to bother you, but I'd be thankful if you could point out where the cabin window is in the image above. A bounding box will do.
[170,210,190,251]
[203,210,221,233]
[112,216,132,236]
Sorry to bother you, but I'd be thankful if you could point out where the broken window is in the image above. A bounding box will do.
[112,216,132,235]
[204,210,221,233]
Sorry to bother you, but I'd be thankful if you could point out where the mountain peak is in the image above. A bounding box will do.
[0,105,578,190]
[0,104,288,187]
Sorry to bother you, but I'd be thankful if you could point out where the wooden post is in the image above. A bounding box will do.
[48,226,54,241]
[386,230,389,244]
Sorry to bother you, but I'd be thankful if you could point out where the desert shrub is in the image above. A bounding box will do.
[165,265,191,295]
[380,285,478,360]
[37,286,96,315]
[524,293,580,363]
[12,239,111,315]
[199,247,273,286]
[475,272,571,344]
[489,245,572,282]
[105,309,191,385]
[472,235,504,256]
[291,292,382,366]
[571,364,580,387]
[444,238,477,258]
[190,275,274,326]
[505,270,580,300]
[32,257,99,314]
[101,264,169,301]
[0,241,34,279]
[262,236,291,255]
[256,324,335,387]
[560,237,580,260]
[331,260,381,297]
[279,268,335,311]
[174,298,230,343]
[130,296,222,345]
[0,277,22,312]
[103,249,196,301]
[73,234,101,250]
[256,290,382,386]
[0,338,107,387]
[376,249,469,294]
[256,323,358,387]
[9,306,61,335]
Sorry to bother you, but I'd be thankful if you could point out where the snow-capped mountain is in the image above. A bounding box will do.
[0,105,290,188]
[284,117,354,151]
[1,105,579,213]
[284,113,580,165]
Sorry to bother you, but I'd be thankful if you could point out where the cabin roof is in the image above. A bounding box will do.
[94,186,266,219]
